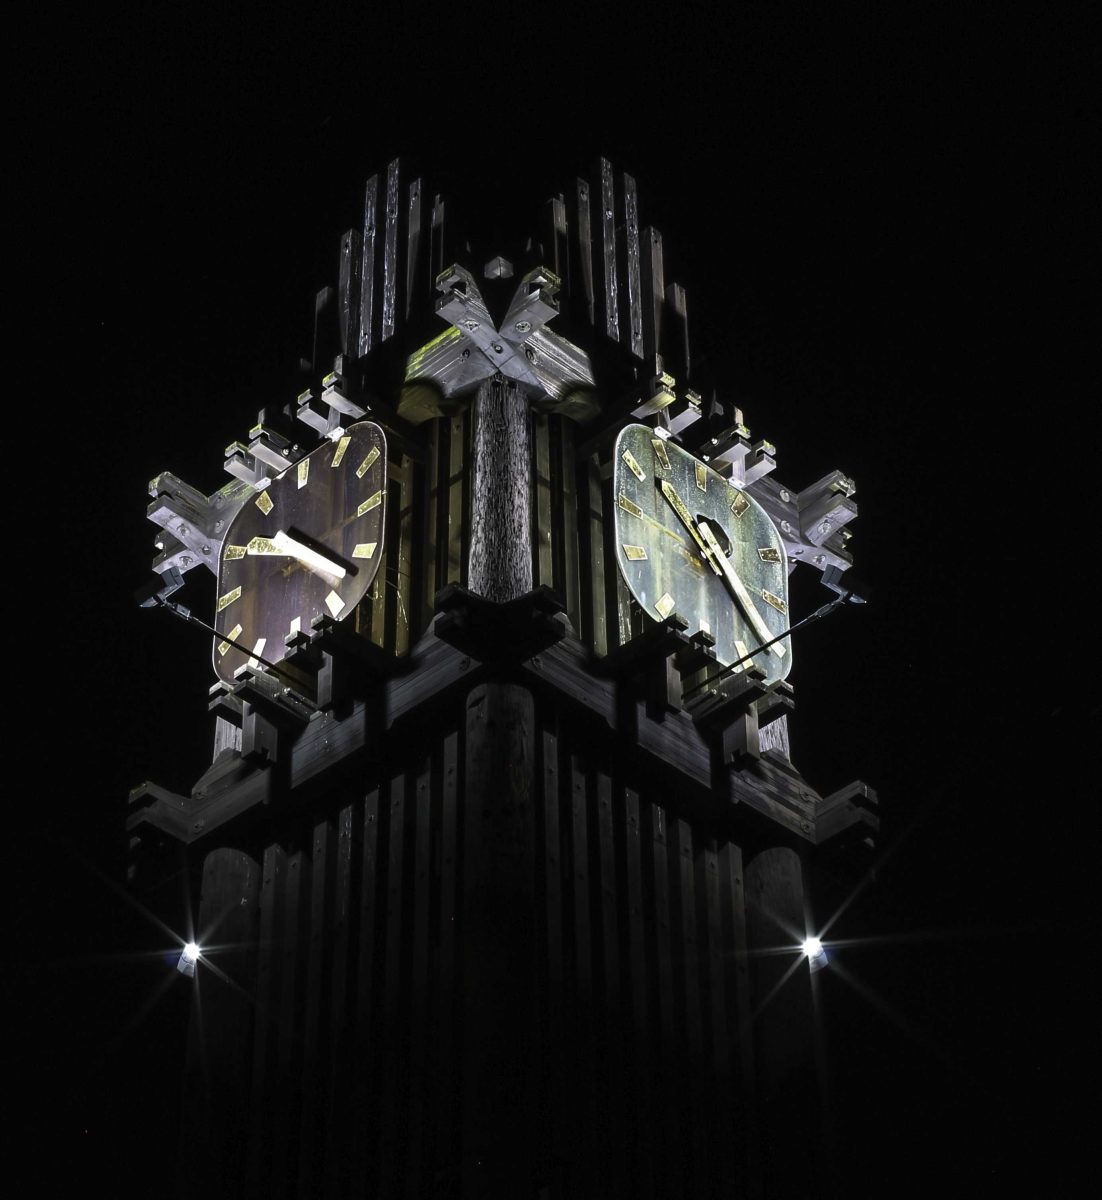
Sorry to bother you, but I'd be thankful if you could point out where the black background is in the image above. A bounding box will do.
[17,3,1093,1194]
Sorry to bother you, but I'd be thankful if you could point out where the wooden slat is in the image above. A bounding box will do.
[377,771,409,1197]
[595,770,626,1190]
[541,728,567,1172]
[665,281,690,380]
[544,193,570,291]
[405,177,423,320]
[423,415,443,627]
[435,731,460,1177]
[446,411,465,585]
[556,417,581,629]
[699,837,736,1193]
[350,787,384,1195]
[533,413,554,588]
[622,171,644,358]
[641,226,664,363]
[586,454,608,656]
[381,157,400,341]
[598,156,619,341]
[395,451,414,655]
[718,840,760,1194]
[405,758,433,1194]
[622,787,655,1200]
[357,174,379,358]
[297,817,333,1195]
[429,194,446,283]
[270,841,305,1199]
[246,843,283,1193]
[338,228,363,357]
[575,176,595,325]
[570,752,598,1183]
[675,817,706,1197]
[323,800,358,1196]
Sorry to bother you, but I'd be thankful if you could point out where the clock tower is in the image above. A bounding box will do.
[131,157,876,1198]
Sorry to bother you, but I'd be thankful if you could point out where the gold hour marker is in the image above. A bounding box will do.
[623,544,648,561]
[695,462,708,492]
[217,586,242,612]
[699,619,711,635]
[651,438,671,471]
[357,490,383,517]
[733,638,752,673]
[248,637,267,667]
[618,493,643,519]
[356,446,380,478]
[352,542,378,559]
[622,449,646,481]
[655,592,676,620]
[758,546,781,563]
[289,616,301,636]
[297,458,310,488]
[331,435,351,467]
[729,490,749,518]
[255,489,274,515]
[762,589,788,615]
[246,536,280,555]
[217,623,243,656]
[325,589,346,617]
[223,544,246,560]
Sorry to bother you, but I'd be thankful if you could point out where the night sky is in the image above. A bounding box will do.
[19,6,1091,1194]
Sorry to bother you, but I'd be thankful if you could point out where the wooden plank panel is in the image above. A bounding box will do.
[357,174,379,358]
[246,843,283,1194]
[381,157,400,341]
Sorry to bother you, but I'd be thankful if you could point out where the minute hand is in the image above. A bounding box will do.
[696,519,786,659]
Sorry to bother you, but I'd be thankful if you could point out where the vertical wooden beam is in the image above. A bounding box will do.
[297,817,334,1195]
[641,226,665,364]
[270,841,305,1200]
[541,727,567,1176]
[598,156,619,341]
[543,193,570,292]
[584,454,608,655]
[338,228,363,358]
[533,412,554,589]
[575,177,595,326]
[405,758,433,1194]
[746,846,816,1195]
[435,731,461,1180]
[429,193,446,284]
[246,843,283,1194]
[350,787,384,1196]
[621,171,644,358]
[395,452,414,655]
[180,847,260,1199]
[467,376,533,602]
[381,158,400,342]
[665,281,690,381]
[405,177,423,321]
[595,770,626,1191]
[674,818,706,1196]
[462,683,537,1194]
[323,800,358,1196]
[622,787,655,1200]
[446,409,466,586]
[569,754,597,1184]
[357,174,379,359]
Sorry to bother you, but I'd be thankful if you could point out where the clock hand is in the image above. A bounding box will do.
[658,480,722,576]
[658,479,783,659]
[695,520,785,657]
[246,531,347,585]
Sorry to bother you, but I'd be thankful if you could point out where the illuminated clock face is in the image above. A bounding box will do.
[612,423,791,685]
[213,421,387,683]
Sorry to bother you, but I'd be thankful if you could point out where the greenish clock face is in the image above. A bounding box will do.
[612,423,791,685]
[212,420,387,683]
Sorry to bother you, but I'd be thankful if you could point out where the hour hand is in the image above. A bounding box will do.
[658,480,721,576]
[247,531,348,585]
[695,521,784,657]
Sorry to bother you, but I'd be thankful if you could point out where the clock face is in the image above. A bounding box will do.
[612,424,791,685]
[213,421,387,683]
